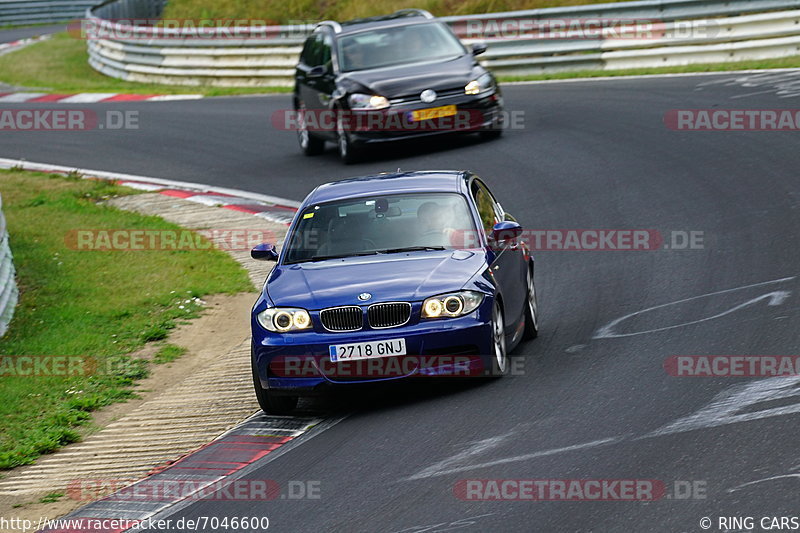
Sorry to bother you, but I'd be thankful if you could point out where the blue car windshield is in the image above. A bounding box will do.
[338,22,466,72]
[283,193,477,264]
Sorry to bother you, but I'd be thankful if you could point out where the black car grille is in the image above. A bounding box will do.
[368,302,411,329]
[320,306,363,331]
[389,87,467,105]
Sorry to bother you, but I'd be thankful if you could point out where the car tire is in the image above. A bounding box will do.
[296,101,325,156]
[479,111,504,140]
[337,110,361,164]
[489,299,509,377]
[251,356,298,415]
[523,266,539,340]
[479,127,503,140]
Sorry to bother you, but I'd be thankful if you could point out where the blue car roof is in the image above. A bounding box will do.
[304,171,468,206]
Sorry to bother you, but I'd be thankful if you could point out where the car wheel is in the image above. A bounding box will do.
[479,111,504,140]
[479,127,503,140]
[490,299,508,377]
[251,356,298,415]
[337,111,361,164]
[296,101,325,156]
[523,266,539,340]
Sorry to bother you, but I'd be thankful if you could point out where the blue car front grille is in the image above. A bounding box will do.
[319,303,412,331]
[368,302,411,329]
[320,306,363,331]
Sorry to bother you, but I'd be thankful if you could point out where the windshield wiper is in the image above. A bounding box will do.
[305,251,381,262]
[378,246,445,254]
[289,247,445,264]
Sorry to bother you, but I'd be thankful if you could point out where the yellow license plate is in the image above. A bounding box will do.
[410,105,457,122]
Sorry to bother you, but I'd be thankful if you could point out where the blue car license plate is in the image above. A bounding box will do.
[329,338,407,362]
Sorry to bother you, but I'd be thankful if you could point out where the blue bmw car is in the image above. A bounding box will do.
[250,170,538,414]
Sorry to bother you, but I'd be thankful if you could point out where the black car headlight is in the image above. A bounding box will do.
[257,307,312,332]
[422,291,484,319]
[465,73,495,95]
[348,93,390,110]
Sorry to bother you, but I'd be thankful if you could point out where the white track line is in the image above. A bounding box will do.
[56,93,120,103]
[0,92,46,102]
[146,94,204,101]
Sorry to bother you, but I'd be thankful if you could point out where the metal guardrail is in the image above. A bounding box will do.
[83,0,800,86]
[0,0,100,26]
[0,194,18,338]
[89,0,162,20]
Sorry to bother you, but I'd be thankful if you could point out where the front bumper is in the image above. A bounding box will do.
[345,91,504,144]
[252,300,495,393]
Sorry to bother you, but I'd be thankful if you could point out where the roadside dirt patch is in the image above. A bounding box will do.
[80,291,257,437]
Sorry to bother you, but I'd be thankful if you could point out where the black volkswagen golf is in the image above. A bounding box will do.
[294,9,505,163]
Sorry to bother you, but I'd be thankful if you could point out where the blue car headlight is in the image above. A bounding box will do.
[421,291,485,319]
[257,307,312,332]
[464,73,495,95]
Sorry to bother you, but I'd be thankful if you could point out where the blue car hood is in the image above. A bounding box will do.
[266,250,486,309]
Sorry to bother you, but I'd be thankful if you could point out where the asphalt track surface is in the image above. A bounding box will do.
[0,24,65,44]
[3,75,800,532]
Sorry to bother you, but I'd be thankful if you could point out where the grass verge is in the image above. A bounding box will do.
[0,170,252,469]
[162,0,632,24]
[153,343,188,364]
[0,33,288,96]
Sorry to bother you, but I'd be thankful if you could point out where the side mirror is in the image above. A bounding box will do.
[492,221,522,242]
[251,243,279,261]
[308,65,326,78]
[471,42,487,56]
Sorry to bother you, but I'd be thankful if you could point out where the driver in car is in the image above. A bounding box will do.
[417,201,457,246]
[342,41,367,70]
[403,27,429,61]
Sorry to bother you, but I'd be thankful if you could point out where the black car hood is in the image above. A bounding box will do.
[341,54,479,98]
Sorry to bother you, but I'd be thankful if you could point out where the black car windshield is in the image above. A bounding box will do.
[338,22,466,72]
[283,192,477,264]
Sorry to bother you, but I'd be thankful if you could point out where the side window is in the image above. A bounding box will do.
[299,36,313,65]
[320,34,333,70]
[470,179,500,235]
[300,34,322,66]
